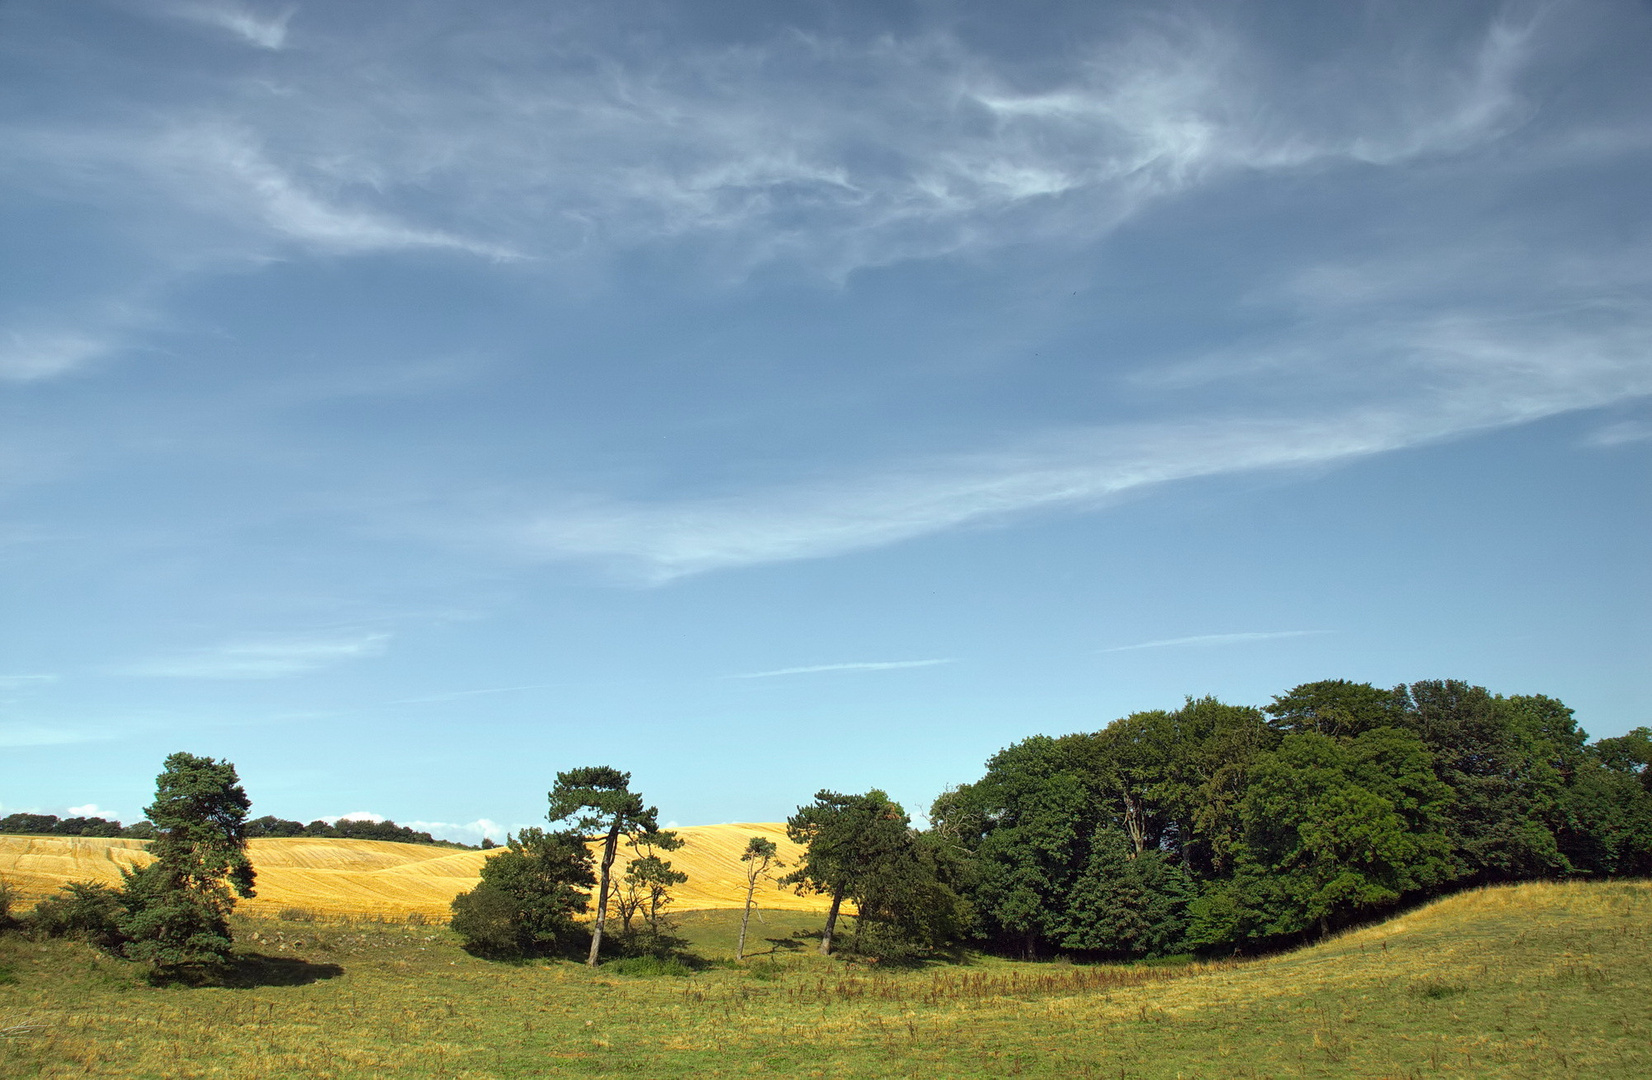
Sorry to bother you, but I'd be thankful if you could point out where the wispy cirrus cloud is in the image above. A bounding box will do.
[0,331,113,383]
[1102,631,1332,653]
[154,1,294,50]
[2,6,1541,287]
[117,630,390,679]
[727,659,956,680]
[388,684,557,705]
[1584,419,1652,447]
[0,674,59,690]
[0,724,104,749]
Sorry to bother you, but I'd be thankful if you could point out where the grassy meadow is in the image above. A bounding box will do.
[2,878,1648,1078]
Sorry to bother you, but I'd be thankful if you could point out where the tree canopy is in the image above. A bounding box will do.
[932,681,1652,958]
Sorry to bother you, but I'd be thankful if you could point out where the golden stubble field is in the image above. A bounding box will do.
[0,823,829,918]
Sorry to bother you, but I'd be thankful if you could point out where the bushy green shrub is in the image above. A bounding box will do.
[28,881,124,947]
[117,863,235,968]
[450,882,526,957]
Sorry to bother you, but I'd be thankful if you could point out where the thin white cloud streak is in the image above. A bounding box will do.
[509,303,1652,581]
[159,1,294,50]
[66,803,106,817]
[0,331,112,382]
[1102,631,1331,653]
[117,631,390,679]
[727,659,956,680]
[1585,420,1652,447]
[388,684,557,705]
[143,125,518,258]
[0,725,100,748]
[0,675,58,690]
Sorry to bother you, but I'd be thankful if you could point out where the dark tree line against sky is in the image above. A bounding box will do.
[929,680,1652,959]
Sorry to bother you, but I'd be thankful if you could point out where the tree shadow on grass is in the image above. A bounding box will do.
[749,936,806,957]
[152,953,345,988]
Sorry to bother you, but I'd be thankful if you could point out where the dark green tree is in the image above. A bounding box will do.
[931,736,1095,958]
[1399,682,1578,882]
[784,789,960,958]
[118,752,256,970]
[1056,828,1194,958]
[547,767,659,966]
[1265,680,1407,738]
[1188,727,1453,949]
[449,827,594,957]
[1592,726,1652,791]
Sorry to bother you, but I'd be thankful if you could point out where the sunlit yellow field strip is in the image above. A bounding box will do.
[0,822,829,918]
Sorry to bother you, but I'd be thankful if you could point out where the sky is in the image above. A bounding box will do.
[2,0,1648,843]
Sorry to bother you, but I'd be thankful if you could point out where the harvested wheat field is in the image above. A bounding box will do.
[0,822,825,918]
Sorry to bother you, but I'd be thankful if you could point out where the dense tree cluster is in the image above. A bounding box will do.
[0,814,154,838]
[930,680,1652,958]
[783,790,971,961]
[448,767,685,963]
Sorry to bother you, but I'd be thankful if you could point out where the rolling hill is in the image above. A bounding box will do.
[0,823,827,918]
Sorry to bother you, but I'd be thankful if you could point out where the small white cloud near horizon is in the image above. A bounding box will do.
[1102,631,1333,653]
[727,659,956,680]
[316,812,519,846]
[404,818,514,844]
[327,811,386,824]
[117,631,390,679]
[67,803,106,817]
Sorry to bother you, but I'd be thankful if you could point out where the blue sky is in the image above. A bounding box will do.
[2,0,1648,842]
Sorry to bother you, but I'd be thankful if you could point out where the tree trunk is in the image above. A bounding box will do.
[586,823,622,966]
[737,878,757,961]
[1121,791,1146,857]
[819,884,845,956]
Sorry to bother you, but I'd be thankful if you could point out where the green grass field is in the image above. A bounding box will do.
[2,880,1648,1078]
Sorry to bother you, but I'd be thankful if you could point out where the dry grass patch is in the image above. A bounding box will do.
[1,879,1647,1078]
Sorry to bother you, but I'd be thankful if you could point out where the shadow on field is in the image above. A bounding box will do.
[754,936,806,957]
[219,953,345,988]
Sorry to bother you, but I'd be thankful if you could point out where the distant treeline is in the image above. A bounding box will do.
[242,815,475,848]
[0,814,148,838]
[0,812,474,849]
[929,679,1652,960]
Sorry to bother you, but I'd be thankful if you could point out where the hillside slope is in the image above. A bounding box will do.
[0,823,826,917]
